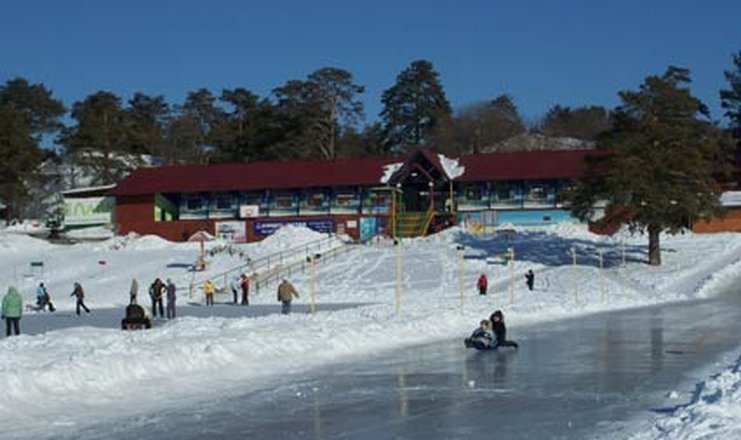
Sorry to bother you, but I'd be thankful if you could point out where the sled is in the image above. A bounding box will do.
[464,338,498,351]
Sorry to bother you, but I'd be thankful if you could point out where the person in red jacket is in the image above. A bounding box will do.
[477,273,488,295]
[240,273,250,305]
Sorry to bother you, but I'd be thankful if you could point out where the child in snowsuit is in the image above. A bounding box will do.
[464,319,496,349]
[477,273,488,295]
[490,309,518,349]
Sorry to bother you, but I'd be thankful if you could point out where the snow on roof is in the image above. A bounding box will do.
[380,162,404,184]
[720,191,741,207]
[437,154,465,180]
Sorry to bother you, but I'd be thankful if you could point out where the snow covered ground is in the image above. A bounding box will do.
[1,224,741,438]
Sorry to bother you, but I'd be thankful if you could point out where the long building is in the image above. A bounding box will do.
[111,149,606,242]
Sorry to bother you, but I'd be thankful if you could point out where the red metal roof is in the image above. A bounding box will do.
[456,149,597,182]
[111,156,401,196]
[111,149,599,196]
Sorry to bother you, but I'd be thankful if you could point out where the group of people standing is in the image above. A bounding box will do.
[129,278,177,319]
[476,269,536,296]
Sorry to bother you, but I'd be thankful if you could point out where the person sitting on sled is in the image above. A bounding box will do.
[465,319,496,350]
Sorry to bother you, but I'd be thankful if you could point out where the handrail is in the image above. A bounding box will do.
[421,209,434,237]
[188,234,344,300]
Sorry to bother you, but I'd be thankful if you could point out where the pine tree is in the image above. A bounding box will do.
[538,105,613,140]
[380,60,452,153]
[569,67,726,265]
[126,92,170,156]
[720,50,741,157]
[61,91,133,185]
[0,78,64,219]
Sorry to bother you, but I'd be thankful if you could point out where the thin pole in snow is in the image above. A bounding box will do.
[571,247,578,304]
[395,239,402,314]
[509,248,515,305]
[598,249,604,303]
[456,245,465,312]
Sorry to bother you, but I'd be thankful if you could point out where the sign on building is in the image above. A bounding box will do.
[63,197,114,227]
[215,221,247,243]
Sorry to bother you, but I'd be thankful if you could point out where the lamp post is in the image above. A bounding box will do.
[307,253,321,315]
[508,246,515,305]
[395,239,402,314]
[571,247,578,304]
[456,245,465,312]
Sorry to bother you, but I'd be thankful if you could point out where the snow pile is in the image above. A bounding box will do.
[65,226,115,240]
[630,354,741,440]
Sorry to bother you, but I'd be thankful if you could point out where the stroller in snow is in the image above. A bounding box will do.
[121,303,152,330]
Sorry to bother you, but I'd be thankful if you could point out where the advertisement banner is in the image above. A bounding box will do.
[359,217,378,241]
[254,219,334,236]
[63,197,114,226]
[215,221,247,242]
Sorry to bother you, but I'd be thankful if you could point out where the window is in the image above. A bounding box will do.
[465,185,483,200]
[186,195,202,211]
[308,193,325,207]
[214,194,233,210]
[274,195,295,208]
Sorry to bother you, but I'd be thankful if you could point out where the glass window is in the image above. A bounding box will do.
[214,194,233,210]
[186,195,202,211]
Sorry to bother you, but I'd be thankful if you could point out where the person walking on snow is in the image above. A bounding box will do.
[70,282,90,315]
[277,279,299,315]
[203,280,216,306]
[2,286,23,336]
[525,269,534,291]
[489,310,518,349]
[166,278,177,319]
[240,274,250,306]
[477,273,488,295]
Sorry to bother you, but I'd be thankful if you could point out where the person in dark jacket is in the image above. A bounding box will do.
[489,310,518,349]
[70,282,91,315]
[149,278,165,317]
[525,269,535,291]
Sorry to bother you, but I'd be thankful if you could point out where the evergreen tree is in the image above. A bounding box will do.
[380,60,452,153]
[537,105,613,140]
[126,92,170,156]
[0,78,65,219]
[569,67,726,266]
[720,50,741,157]
[61,91,133,185]
[273,67,364,160]
[216,88,284,162]
[182,88,225,161]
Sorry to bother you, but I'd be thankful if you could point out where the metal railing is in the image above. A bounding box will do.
[188,235,347,300]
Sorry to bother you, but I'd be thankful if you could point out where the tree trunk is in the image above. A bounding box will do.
[648,223,661,266]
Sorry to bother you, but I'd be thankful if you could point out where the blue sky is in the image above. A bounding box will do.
[2,0,740,128]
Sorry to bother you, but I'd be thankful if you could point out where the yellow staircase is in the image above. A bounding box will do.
[395,210,434,238]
